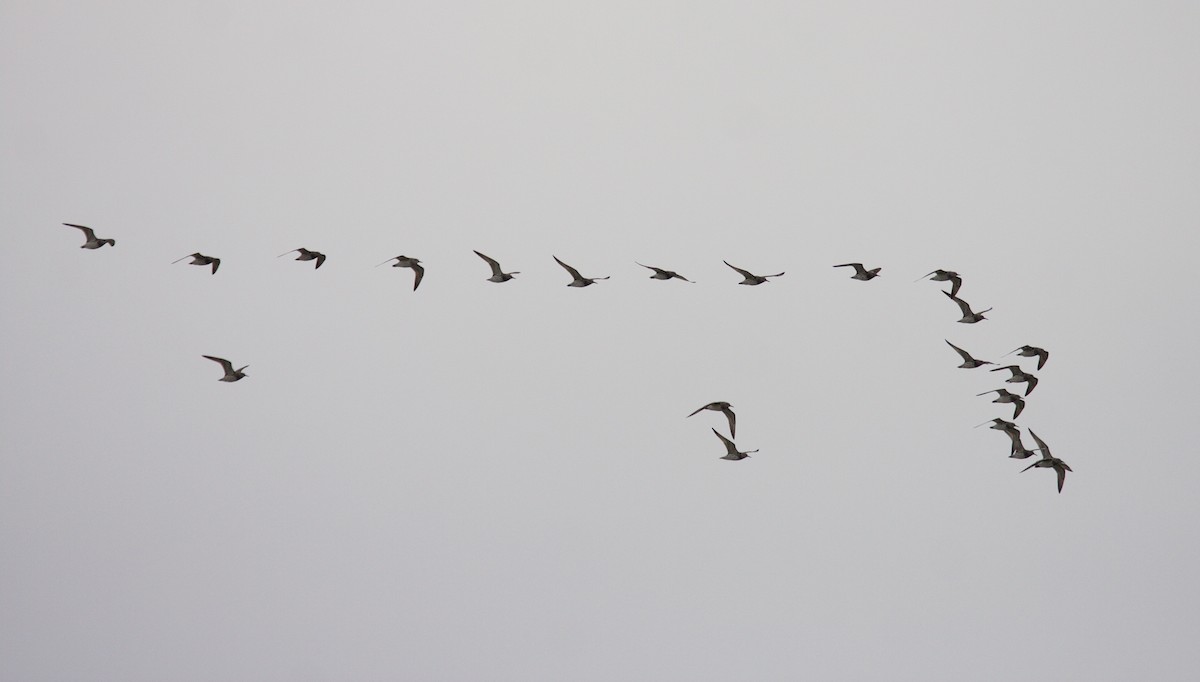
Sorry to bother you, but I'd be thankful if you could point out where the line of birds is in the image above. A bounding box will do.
[62,223,1070,492]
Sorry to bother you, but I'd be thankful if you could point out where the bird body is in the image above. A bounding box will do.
[636,262,693,282]
[474,250,519,282]
[944,291,991,323]
[64,223,116,249]
[173,253,221,274]
[834,262,881,280]
[378,255,424,290]
[977,388,1026,419]
[712,428,756,460]
[279,248,326,269]
[687,401,736,438]
[553,256,609,287]
[724,261,783,285]
[946,340,993,368]
[202,355,248,382]
[915,269,961,296]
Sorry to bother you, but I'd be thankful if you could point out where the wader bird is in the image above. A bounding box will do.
[946,340,993,368]
[712,428,756,461]
[173,253,221,274]
[636,262,694,282]
[687,402,736,438]
[990,365,1039,396]
[833,262,882,280]
[977,388,1025,419]
[915,269,961,296]
[278,248,326,269]
[1022,430,1072,493]
[1004,345,1050,370]
[377,255,424,290]
[63,223,116,249]
[202,355,248,382]
[473,250,519,282]
[553,256,609,287]
[944,291,991,323]
[724,261,784,285]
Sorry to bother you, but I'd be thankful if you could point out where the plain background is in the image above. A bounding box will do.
[2,1,1198,680]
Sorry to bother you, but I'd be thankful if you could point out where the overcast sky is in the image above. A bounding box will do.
[3,1,1199,680]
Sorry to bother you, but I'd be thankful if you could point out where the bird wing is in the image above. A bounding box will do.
[722,407,736,439]
[172,253,200,264]
[412,264,424,290]
[914,271,937,282]
[948,274,962,296]
[724,261,755,278]
[943,291,973,316]
[376,256,399,267]
[673,272,694,283]
[1035,348,1049,370]
[553,256,584,280]
[210,258,220,274]
[1055,464,1067,493]
[278,249,299,258]
[945,340,972,362]
[64,223,97,240]
[1027,429,1050,458]
[474,250,503,276]
[834,263,866,276]
[202,355,235,374]
[314,253,326,269]
[1023,375,1037,396]
[635,262,663,274]
[712,428,738,455]
[686,405,708,418]
[1012,398,1025,419]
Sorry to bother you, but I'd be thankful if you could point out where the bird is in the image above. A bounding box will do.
[473,250,519,282]
[173,253,221,274]
[63,223,116,249]
[278,248,326,269]
[724,261,784,285]
[202,355,248,382]
[1004,345,1050,370]
[377,255,425,290]
[1022,430,1072,493]
[686,402,736,438]
[833,263,882,280]
[915,269,962,296]
[989,365,1039,396]
[636,262,694,283]
[944,291,991,323]
[946,340,994,368]
[977,389,1025,419]
[711,428,757,461]
[1004,429,1038,459]
[553,256,609,287]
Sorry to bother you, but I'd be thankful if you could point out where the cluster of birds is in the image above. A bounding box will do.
[62,223,1072,492]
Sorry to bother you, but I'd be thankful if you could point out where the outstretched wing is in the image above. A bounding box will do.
[943,291,973,316]
[314,253,326,269]
[411,263,424,290]
[1035,348,1049,370]
[202,355,235,374]
[712,428,738,455]
[474,250,503,276]
[834,263,866,276]
[721,407,737,439]
[210,258,220,274]
[723,261,754,278]
[945,340,972,363]
[553,256,584,280]
[1027,429,1051,459]
[64,223,97,240]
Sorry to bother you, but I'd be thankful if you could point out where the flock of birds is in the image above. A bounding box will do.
[62,222,1072,493]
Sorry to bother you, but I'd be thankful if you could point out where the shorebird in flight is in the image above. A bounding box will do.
[724,261,784,285]
[915,269,961,296]
[173,253,221,274]
[278,248,326,269]
[1004,429,1037,459]
[202,355,248,382]
[687,401,736,438]
[636,262,694,283]
[977,389,1025,419]
[1004,345,1050,370]
[833,263,882,281]
[377,255,425,290]
[1022,430,1072,493]
[553,256,609,287]
[946,340,993,369]
[944,291,991,323]
[473,250,519,283]
[990,365,1039,396]
[63,223,116,249]
[712,428,757,461]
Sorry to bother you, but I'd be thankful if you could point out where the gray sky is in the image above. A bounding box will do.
[3,1,1199,680]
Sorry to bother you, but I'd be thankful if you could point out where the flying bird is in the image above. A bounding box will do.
[278,248,326,269]
[833,263,882,280]
[915,269,962,296]
[377,255,425,290]
[686,401,736,438]
[1004,429,1037,459]
[202,355,248,382]
[1022,430,1072,493]
[946,340,993,369]
[1004,345,1050,370]
[944,291,991,323]
[473,250,519,282]
[977,388,1025,419]
[63,223,116,249]
[990,365,1039,396]
[724,261,784,285]
[636,262,694,283]
[553,256,609,287]
[173,253,221,274]
[712,428,757,461]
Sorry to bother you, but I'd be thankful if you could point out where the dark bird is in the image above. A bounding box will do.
[724,261,784,285]
[1004,429,1038,459]
[946,340,993,369]
[202,355,248,382]
[1004,345,1050,370]
[63,223,116,249]
[278,248,326,269]
[636,262,694,283]
[377,255,425,290]
[944,291,991,323]
[1021,430,1072,493]
[687,402,736,438]
[977,388,1025,419]
[833,262,882,280]
[173,253,221,274]
[712,428,757,461]
[915,269,961,296]
[553,256,609,287]
[473,250,519,283]
[990,365,1039,396]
